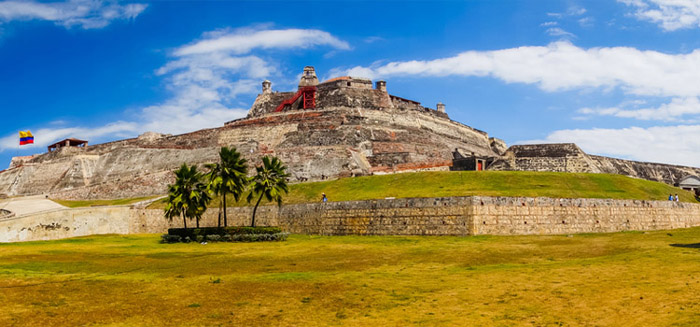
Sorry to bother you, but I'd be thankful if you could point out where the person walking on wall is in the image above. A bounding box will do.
[675,194,679,202]
[669,194,673,201]
[321,193,328,203]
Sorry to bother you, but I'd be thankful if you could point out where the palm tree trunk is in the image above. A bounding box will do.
[251,193,264,227]
[217,200,222,228]
[196,216,200,228]
[223,192,228,227]
[182,211,187,230]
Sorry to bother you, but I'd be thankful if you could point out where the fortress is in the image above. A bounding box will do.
[1,66,699,200]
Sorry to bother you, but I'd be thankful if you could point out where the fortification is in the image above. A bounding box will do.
[0,66,697,200]
[0,66,498,199]
[3,196,699,242]
[489,143,700,185]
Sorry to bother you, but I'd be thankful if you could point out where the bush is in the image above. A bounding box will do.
[164,227,287,243]
[168,226,282,239]
[160,234,182,243]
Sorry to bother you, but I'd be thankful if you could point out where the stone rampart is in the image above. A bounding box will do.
[470,196,700,235]
[489,143,700,185]
[0,207,131,242]
[2,196,699,242]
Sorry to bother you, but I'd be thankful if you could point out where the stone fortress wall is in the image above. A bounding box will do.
[0,66,698,200]
[2,196,699,242]
[489,143,700,186]
[0,67,499,199]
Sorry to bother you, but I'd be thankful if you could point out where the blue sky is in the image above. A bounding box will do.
[1,0,700,169]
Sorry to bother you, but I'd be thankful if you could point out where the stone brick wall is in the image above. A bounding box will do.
[137,196,700,236]
[2,196,699,242]
[470,196,700,235]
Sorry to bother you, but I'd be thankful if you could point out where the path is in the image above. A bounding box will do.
[0,195,67,216]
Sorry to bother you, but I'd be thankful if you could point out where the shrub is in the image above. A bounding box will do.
[164,227,286,243]
[160,234,182,243]
[168,226,282,239]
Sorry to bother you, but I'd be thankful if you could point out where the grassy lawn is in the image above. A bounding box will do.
[147,171,696,209]
[0,230,698,326]
[53,196,162,208]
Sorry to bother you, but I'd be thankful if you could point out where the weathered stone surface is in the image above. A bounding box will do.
[1,67,698,200]
[0,73,497,199]
[2,196,699,242]
[489,143,700,185]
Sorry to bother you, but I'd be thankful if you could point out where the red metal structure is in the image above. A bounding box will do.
[275,86,316,112]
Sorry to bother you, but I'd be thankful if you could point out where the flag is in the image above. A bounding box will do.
[19,131,34,146]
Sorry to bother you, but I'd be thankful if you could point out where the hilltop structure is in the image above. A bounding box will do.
[0,66,698,199]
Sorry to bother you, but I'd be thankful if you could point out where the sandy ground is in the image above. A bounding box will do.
[0,195,66,216]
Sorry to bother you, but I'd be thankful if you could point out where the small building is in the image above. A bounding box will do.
[450,148,495,171]
[48,138,88,152]
[677,175,700,196]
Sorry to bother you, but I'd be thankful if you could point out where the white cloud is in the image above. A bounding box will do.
[578,17,594,27]
[336,41,700,97]
[546,27,576,37]
[0,0,147,29]
[540,21,559,27]
[579,97,700,122]
[567,6,587,16]
[0,27,349,153]
[620,0,700,31]
[175,27,350,56]
[521,124,700,167]
[547,5,587,18]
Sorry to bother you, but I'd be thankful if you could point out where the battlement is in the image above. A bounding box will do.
[243,66,449,120]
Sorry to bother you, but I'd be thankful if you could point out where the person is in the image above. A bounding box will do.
[675,194,679,202]
[669,194,673,201]
[321,193,328,203]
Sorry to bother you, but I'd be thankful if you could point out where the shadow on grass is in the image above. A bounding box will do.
[670,243,700,249]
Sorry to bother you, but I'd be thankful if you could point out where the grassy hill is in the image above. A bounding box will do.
[146,171,696,210]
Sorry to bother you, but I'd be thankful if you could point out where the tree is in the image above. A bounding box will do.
[164,164,211,229]
[246,156,290,227]
[205,147,248,227]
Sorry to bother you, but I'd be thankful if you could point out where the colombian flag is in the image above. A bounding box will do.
[19,131,34,146]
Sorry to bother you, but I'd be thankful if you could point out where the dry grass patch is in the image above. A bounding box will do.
[0,229,698,326]
[53,196,160,208]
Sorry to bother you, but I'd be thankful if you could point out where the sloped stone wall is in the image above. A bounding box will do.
[134,196,700,236]
[489,143,700,185]
[3,196,699,242]
[0,207,131,242]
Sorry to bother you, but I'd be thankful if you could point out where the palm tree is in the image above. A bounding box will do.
[164,164,211,229]
[247,156,290,227]
[205,147,248,227]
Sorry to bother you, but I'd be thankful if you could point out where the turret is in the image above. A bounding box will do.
[437,102,445,113]
[298,66,319,88]
[262,80,271,94]
[376,80,387,92]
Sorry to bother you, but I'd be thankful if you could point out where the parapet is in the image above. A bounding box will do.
[318,76,373,90]
[507,143,584,158]
[243,66,452,119]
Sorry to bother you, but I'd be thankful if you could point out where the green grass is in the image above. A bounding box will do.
[0,229,699,326]
[147,171,697,209]
[53,196,160,208]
